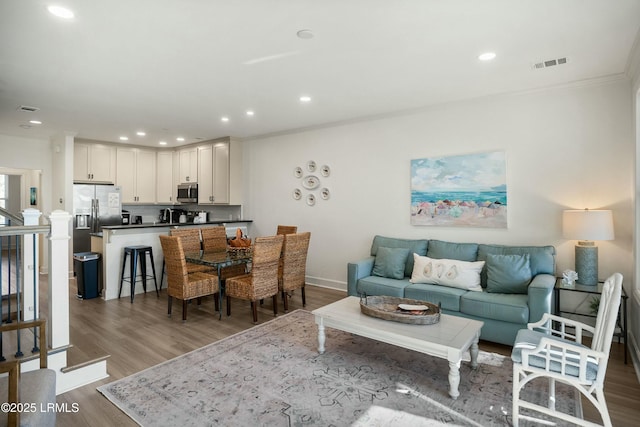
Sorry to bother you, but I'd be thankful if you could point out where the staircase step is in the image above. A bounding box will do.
[61,354,110,373]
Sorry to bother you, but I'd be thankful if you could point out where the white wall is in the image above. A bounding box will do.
[0,134,52,217]
[244,78,634,291]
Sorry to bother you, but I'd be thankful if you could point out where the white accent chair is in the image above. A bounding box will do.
[511,272,622,427]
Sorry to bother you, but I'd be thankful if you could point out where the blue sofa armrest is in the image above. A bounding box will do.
[527,273,556,323]
[347,257,375,296]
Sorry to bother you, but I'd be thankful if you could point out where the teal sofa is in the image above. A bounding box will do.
[347,235,556,346]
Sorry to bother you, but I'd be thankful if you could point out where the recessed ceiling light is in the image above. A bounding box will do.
[478,52,497,61]
[47,5,75,19]
[299,95,312,103]
[176,137,185,142]
[119,136,129,141]
[29,120,42,125]
[221,116,230,122]
[158,141,167,146]
[136,131,146,136]
[296,29,314,39]
[246,110,255,116]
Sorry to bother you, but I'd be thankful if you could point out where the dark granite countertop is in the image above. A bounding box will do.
[101,219,252,231]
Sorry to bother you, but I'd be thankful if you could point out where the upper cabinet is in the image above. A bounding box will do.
[156,151,176,204]
[74,143,116,183]
[197,145,214,204]
[178,147,198,183]
[74,137,242,205]
[116,147,157,203]
[197,140,232,204]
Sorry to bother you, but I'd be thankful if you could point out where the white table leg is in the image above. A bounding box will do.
[470,332,480,369]
[317,318,326,354]
[448,359,461,399]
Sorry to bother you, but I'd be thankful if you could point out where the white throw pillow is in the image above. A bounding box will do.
[410,254,485,292]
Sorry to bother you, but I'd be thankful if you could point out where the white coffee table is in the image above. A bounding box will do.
[312,296,484,399]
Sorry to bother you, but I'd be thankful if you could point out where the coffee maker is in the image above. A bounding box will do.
[159,208,185,224]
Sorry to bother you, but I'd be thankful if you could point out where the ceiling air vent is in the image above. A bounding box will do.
[17,105,40,112]
[533,57,568,70]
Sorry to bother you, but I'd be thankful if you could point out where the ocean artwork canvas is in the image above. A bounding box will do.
[411,151,507,228]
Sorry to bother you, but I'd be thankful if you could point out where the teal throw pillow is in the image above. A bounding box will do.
[372,247,410,280]
[486,253,532,294]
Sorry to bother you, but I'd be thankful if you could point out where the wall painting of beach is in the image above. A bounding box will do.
[411,151,507,228]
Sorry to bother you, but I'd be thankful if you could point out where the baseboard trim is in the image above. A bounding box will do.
[629,330,640,383]
[306,275,346,292]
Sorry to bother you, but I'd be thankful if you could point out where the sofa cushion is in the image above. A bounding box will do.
[404,283,467,312]
[372,247,410,279]
[460,291,529,324]
[511,329,598,381]
[371,235,428,277]
[478,244,556,287]
[426,240,479,262]
[409,254,484,291]
[485,253,532,294]
[357,276,411,298]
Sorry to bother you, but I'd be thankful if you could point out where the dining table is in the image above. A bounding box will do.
[184,248,253,319]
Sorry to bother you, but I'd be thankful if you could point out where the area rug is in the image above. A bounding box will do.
[98,310,580,426]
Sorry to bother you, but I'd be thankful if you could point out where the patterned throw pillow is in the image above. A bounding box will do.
[410,254,485,291]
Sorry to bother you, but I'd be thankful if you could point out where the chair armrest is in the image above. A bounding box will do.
[519,335,606,383]
[527,274,555,323]
[347,257,375,296]
[0,357,20,426]
[528,312,595,344]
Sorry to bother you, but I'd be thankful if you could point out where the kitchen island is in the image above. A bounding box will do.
[97,220,252,301]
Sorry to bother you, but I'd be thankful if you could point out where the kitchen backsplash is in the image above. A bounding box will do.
[122,204,243,224]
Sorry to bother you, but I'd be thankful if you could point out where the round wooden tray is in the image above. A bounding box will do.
[360,295,440,325]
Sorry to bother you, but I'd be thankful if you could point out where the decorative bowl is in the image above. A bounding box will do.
[359,295,440,325]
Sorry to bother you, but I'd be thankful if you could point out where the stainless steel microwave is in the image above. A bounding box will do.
[177,183,198,203]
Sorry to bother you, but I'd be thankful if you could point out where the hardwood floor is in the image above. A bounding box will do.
[55,282,639,426]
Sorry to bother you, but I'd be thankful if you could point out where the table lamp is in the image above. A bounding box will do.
[562,209,614,285]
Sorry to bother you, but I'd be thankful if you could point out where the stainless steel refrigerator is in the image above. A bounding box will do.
[73,184,122,253]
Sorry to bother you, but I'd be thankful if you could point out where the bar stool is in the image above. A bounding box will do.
[119,245,159,303]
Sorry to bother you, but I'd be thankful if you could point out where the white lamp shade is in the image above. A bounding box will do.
[562,209,614,241]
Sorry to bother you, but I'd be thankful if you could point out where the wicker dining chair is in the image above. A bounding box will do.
[171,228,209,269]
[225,234,284,324]
[160,228,210,287]
[279,232,311,312]
[275,225,298,285]
[159,235,220,321]
[201,226,247,279]
[276,225,298,235]
[201,226,228,252]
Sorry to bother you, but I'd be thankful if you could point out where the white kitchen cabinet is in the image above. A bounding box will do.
[178,147,198,183]
[197,145,213,204]
[197,141,229,204]
[156,150,176,203]
[116,147,157,203]
[213,142,230,204]
[74,142,116,183]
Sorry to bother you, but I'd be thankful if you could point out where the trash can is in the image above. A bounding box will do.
[73,252,101,299]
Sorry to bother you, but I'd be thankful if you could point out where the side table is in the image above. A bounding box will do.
[554,279,628,364]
